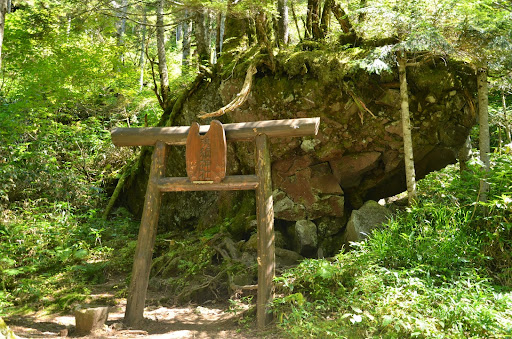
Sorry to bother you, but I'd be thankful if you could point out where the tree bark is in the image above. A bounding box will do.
[277,0,289,46]
[458,135,471,173]
[398,53,417,205]
[320,0,333,38]
[255,10,275,71]
[116,0,128,46]
[503,90,511,143]
[223,0,251,54]
[477,67,490,202]
[290,0,302,42]
[156,0,169,109]
[215,11,225,61]
[194,8,211,66]
[0,0,7,72]
[139,8,147,92]
[331,0,353,34]
[182,11,192,69]
[306,0,321,39]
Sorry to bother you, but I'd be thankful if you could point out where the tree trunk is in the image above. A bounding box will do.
[182,11,192,69]
[194,8,211,66]
[139,8,147,92]
[306,0,321,39]
[176,24,182,42]
[503,90,511,143]
[398,53,417,205]
[223,0,251,54]
[255,10,275,71]
[458,135,471,173]
[116,0,128,47]
[332,0,353,34]
[215,11,225,60]
[320,0,333,38]
[290,0,302,42]
[277,0,289,46]
[477,67,490,202]
[0,0,7,72]
[156,0,169,107]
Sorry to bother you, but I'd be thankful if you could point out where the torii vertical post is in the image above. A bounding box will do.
[110,118,320,330]
[255,134,274,328]
[124,141,167,326]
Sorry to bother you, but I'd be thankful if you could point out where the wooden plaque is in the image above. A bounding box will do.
[186,120,227,183]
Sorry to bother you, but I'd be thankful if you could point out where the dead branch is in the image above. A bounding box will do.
[344,86,376,124]
[198,64,257,119]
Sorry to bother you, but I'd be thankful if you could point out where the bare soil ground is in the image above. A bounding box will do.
[5,277,278,338]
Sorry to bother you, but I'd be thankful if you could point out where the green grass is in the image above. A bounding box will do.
[272,153,512,338]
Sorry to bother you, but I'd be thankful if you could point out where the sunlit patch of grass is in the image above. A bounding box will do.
[272,153,512,338]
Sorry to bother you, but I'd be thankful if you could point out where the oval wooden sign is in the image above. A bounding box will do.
[186,120,227,183]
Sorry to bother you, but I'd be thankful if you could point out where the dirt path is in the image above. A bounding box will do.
[5,276,277,338]
[7,301,271,338]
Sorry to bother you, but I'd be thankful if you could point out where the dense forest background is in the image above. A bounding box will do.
[1,0,512,337]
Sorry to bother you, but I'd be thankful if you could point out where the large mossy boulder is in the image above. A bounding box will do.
[122,47,476,257]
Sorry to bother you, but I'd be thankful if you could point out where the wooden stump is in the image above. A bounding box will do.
[75,306,109,335]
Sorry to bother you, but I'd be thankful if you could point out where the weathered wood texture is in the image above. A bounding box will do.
[75,306,109,335]
[111,117,320,146]
[255,134,275,330]
[186,120,227,182]
[124,142,167,327]
[157,175,259,192]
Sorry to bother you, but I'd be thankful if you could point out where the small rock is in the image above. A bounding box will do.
[300,139,321,152]
[343,200,390,247]
[295,220,318,256]
[276,247,303,267]
[425,95,436,103]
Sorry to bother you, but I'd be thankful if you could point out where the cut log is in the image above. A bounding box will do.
[75,306,109,335]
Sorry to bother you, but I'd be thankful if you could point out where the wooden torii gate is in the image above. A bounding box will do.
[110,117,320,329]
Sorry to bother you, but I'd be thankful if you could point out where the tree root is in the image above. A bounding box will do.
[197,64,257,119]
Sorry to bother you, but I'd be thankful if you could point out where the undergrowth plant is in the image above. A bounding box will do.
[273,153,512,338]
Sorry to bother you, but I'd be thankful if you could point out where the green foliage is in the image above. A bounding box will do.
[273,153,512,338]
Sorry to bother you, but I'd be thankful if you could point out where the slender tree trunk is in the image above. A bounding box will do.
[194,8,211,66]
[332,0,353,34]
[320,0,333,38]
[398,53,417,205]
[503,90,511,143]
[223,0,252,54]
[255,10,275,71]
[182,11,192,70]
[176,24,182,42]
[66,14,72,37]
[116,0,128,47]
[139,8,147,92]
[458,135,471,173]
[156,0,169,107]
[0,0,7,72]
[307,0,321,39]
[290,0,302,42]
[277,0,289,46]
[477,67,490,202]
[215,11,225,60]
